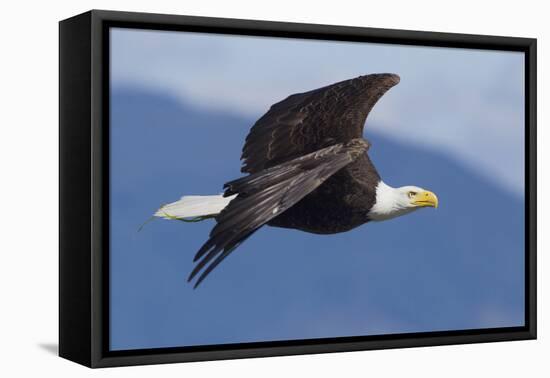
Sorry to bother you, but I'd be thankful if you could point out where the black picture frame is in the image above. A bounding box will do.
[59,9,537,368]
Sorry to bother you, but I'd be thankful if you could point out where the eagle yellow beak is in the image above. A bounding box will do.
[412,190,438,208]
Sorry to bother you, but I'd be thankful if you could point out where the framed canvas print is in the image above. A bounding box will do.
[59,10,537,368]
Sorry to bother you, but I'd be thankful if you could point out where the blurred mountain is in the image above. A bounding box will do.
[109,87,525,350]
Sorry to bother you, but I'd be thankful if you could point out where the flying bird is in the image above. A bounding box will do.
[154,73,438,287]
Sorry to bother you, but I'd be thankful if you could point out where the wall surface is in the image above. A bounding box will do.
[0,0,546,376]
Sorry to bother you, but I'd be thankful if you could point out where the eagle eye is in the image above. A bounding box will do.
[408,191,417,198]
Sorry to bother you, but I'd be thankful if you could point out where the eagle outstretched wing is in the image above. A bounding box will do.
[240,73,400,174]
[188,73,400,287]
[188,139,369,287]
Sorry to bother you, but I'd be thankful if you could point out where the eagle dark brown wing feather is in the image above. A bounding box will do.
[188,139,369,287]
[241,73,400,174]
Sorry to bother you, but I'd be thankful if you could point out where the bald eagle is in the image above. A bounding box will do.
[154,73,438,287]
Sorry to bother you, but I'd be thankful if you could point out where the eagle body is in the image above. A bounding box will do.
[154,73,439,287]
[267,153,381,234]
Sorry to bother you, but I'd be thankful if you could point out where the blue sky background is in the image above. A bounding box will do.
[109,28,525,351]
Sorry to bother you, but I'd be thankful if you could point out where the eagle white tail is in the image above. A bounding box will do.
[154,194,237,220]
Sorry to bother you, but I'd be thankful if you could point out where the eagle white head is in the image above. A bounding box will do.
[368,181,438,221]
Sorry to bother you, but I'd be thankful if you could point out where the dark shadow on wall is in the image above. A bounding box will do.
[37,343,58,356]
